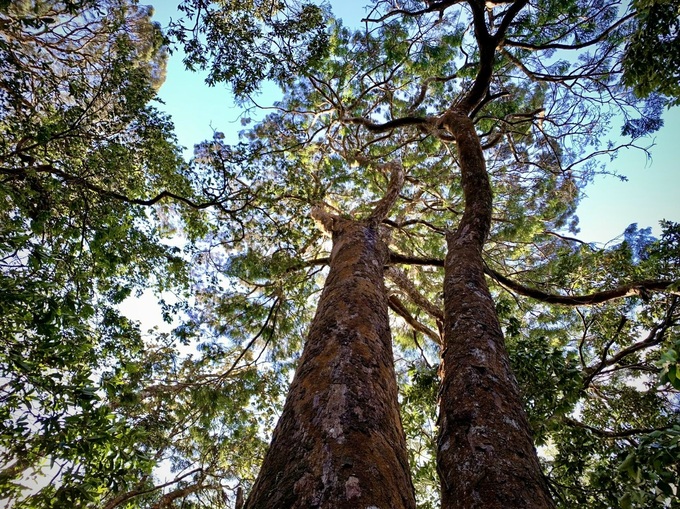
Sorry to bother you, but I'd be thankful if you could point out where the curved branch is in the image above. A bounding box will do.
[382,252,679,305]
[341,115,430,132]
[285,252,678,307]
[543,230,591,246]
[361,0,465,23]
[454,0,530,112]
[409,73,461,112]
[488,267,680,306]
[583,298,678,388]
[388,252,443,267]
[456,3,496,112]
[493,0,530,42]
[388,294,441,345]
[102,469,204,509]
[150,482,222,509]
[504,13,635,51]
[313,160,404,228]
[562,417,675,439]
[386,266,444,323]
[383,217,447,234]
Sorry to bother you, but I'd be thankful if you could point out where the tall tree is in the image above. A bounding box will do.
[244,164,416,509]
[171,0,679,507]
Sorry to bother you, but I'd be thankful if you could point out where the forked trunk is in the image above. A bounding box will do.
[437,110,554,508]
[244,216,416,509]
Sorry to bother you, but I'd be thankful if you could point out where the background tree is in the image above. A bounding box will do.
[0,1,250,506]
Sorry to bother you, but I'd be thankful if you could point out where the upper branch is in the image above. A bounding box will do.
[101,469,205,509]
[563,417,676,439]
[341,115,430,133]
[384,252,679,305]
[493,0,530,43]
[368,161,405,225]
[583,298,679,387]
[3,164,236,210]
[487,266,680,306]
[458,0,529,112]
[504,12,635,51]
[457,1,496,112]
[388,294,441,345]
[386,266,444,322]
[361,0,466,23]
[311,159,403,231]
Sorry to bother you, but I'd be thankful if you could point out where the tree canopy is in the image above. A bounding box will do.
[1,0,679,508]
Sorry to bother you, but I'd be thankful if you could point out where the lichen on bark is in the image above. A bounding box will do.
[244,164,415,509]
[437,109,554,508]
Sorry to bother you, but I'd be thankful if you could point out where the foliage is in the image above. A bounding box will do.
[0,1,228,506]
[502,221,680,507]
[168,0,330,98]
[623,0,680,105]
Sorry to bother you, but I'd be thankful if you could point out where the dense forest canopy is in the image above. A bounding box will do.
[1,0,679,508]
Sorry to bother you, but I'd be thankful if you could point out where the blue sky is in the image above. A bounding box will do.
[149,3,679,245]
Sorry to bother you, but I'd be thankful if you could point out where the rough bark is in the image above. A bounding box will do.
[437,109,554,509]
[244,214,415,508]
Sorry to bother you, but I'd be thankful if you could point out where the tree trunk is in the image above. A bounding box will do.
[244,215,416,509]
[437,109,554,508]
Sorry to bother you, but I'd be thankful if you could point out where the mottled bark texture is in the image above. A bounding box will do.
[437,110,554,509]
[244,166,415,509]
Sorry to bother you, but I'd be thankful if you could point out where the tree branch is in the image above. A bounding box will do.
[341,115,430,132]
[368,161,405,224]
[583,298,679,387]
[488,267,680,306]
[3,164,237,210]
[284,252,678,308]
[388,294,441,345]
[493,0,530,43]
[361,0,465,23]
[102,469,204,509]
[386,266,444,323]
[503,13,635,51]
[382,252,679,305]
[562,417,675,439]
[150,482,222,509]
[388,252,443,267]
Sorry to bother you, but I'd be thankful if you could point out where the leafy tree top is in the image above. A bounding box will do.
[1,0,678,507]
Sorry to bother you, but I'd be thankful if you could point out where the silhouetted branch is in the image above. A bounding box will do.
[341,115,430,132]
[583,298,678,387]
[361,0,465,23]
[2,164,242,210]
[102,469,204,509]
[504,13,634,51]
[489,267,679,305]
[562,417,674,439]
[287,252,679,306]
